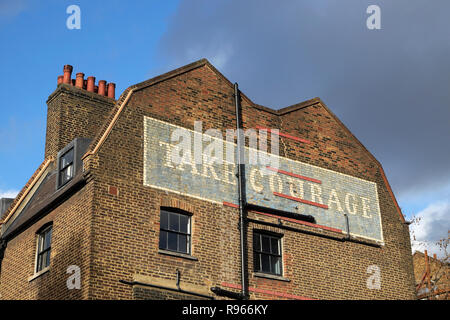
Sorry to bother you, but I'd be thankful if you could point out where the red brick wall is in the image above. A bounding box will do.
[0,179,94,299]
[0,60,416,300]
[44,84,115,159]
[413,251,449,299]
[83,62,415,299]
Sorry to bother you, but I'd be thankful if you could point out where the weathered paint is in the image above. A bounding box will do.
[143,116,383,243]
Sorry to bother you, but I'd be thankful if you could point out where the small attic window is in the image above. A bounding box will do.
[56,137,91,190]
[59,148,74,186]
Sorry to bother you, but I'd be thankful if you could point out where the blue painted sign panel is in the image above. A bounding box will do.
[143,116,384,243]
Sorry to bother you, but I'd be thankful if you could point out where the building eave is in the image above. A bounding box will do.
[0,157,54,229]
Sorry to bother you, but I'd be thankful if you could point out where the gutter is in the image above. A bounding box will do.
[246,217,382,248]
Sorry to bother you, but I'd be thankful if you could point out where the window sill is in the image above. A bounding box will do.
[57,178,73,190]
[158,249,198,261]
[254,272,290,282]
[28,267,50,282]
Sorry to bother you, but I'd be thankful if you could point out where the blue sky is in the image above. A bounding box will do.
[0,0,178,191]
[0,1,448,256]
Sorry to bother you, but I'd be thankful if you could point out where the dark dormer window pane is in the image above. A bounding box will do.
[59,148,74,186]
[60,149,74,168]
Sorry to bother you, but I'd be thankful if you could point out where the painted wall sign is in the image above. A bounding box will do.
[143,116,384,243]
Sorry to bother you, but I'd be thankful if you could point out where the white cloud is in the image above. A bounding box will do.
[209,44,234,70]
[0,189,18,199]
[410,201,450,259]
[183,42,234,70]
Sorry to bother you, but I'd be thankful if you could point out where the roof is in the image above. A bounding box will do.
[0,158,54,228]
[0,138,91,239]
[413,251,449,265]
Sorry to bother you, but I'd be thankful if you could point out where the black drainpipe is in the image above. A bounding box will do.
[0,239,6,274]
[234,83,249,300]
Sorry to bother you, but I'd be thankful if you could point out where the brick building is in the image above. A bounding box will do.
[0,59,416,300]
[413,250,449,299]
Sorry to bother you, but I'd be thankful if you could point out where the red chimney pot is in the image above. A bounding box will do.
[75,73,85,88]
[57,75,63,85]
[87,76,95,92]
[107,83,116,99]
[98,80,106,96]
[63,65,73,84]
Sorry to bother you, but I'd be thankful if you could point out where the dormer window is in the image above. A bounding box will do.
[56,137,91,190]
[59,148,74,186]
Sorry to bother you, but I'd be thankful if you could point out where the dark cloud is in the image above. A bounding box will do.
[0,0,27,19]
[155,0,450,200]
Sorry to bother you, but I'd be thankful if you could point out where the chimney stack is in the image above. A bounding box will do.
[56,65,116,100]
[63,65,73,84]
[107,83,116,99]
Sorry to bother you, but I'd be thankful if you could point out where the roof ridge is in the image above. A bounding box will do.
[277,97,321,115]
[316,98,405,223]
[83,58,325,158]
[132,59,209,91]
